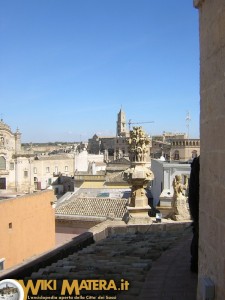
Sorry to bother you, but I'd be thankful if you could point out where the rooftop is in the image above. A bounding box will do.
[55,197,129,220]
[0,220,197,299]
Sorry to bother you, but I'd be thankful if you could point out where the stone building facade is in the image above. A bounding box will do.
[88,109,150,160]
[87,109,130,158]
[170,138,200,161]
[32,154,75,191]
[0,120,105,194]
[0,119,30,193]
[194,0,225,299]
[0,118,75,193]
[87,134,115,156]
[151,132,200,162]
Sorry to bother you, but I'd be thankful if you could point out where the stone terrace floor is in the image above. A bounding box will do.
[28,222,197,300]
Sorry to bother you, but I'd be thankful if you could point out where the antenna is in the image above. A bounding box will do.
[186,111,191,138]
[128,119,154,131]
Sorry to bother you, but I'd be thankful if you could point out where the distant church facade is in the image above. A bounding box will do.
[0,120,87,193]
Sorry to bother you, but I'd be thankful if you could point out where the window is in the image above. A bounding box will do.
[48,178,52,185]
[0,258,5,270]
[9,222,12,229]
[174,150,180,160]
[65,166,68,172]
[0,156,6,170]
[33,167,37,174]
[0,178,6,189]
[24,170,28,178]
[10,162,14,170]
[46,167,50,173]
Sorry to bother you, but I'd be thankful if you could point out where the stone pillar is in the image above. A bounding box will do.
[123,126,154,224]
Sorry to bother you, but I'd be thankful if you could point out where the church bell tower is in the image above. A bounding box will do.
[116,109,127,137]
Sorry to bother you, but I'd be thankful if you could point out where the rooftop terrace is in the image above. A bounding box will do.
[0,220,197,299]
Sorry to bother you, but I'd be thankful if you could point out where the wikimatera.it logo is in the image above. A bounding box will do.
[0,279,130,300]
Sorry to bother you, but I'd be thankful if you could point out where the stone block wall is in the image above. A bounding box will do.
[195,0,225,299]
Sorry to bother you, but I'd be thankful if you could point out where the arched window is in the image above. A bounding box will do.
[0,156,6,170]
[174,150,180,160]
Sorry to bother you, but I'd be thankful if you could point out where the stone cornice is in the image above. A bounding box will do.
[193,0,205,8]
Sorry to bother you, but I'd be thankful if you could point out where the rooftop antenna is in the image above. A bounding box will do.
[186,111,191,138]
[127,119,154,131]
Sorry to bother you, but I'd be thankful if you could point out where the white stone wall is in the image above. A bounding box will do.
[74,149,88,172]
[196,0,225,299]
[151,159,164,206]
[151,159,190,206]
[87,154,104,163]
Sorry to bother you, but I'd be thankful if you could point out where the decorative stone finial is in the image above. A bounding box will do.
[128,126,150,163]
[123,126,154,224]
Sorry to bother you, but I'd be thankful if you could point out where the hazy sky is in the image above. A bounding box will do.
[0,0,200,142]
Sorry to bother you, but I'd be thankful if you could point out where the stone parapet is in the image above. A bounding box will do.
[0,219,192,281]
[26,221,192,298]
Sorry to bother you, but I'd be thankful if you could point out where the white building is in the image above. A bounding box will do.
[151,158,191,207]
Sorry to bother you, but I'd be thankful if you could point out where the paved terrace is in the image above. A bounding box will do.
[0,220,197,300]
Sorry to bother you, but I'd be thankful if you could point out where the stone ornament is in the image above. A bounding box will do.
[167,174,190,221]
[172,175,188,199]
[123,126,154,223]
[128,126,150,163]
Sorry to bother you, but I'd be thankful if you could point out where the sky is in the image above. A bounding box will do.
[0,0,200,143]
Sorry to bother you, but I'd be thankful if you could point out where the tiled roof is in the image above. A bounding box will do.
[55,196,128,219]
[74,188,130,198]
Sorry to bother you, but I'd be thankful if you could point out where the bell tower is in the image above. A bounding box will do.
[116,109,127,137]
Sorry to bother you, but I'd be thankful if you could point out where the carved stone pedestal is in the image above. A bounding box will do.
[125,206,152,224]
